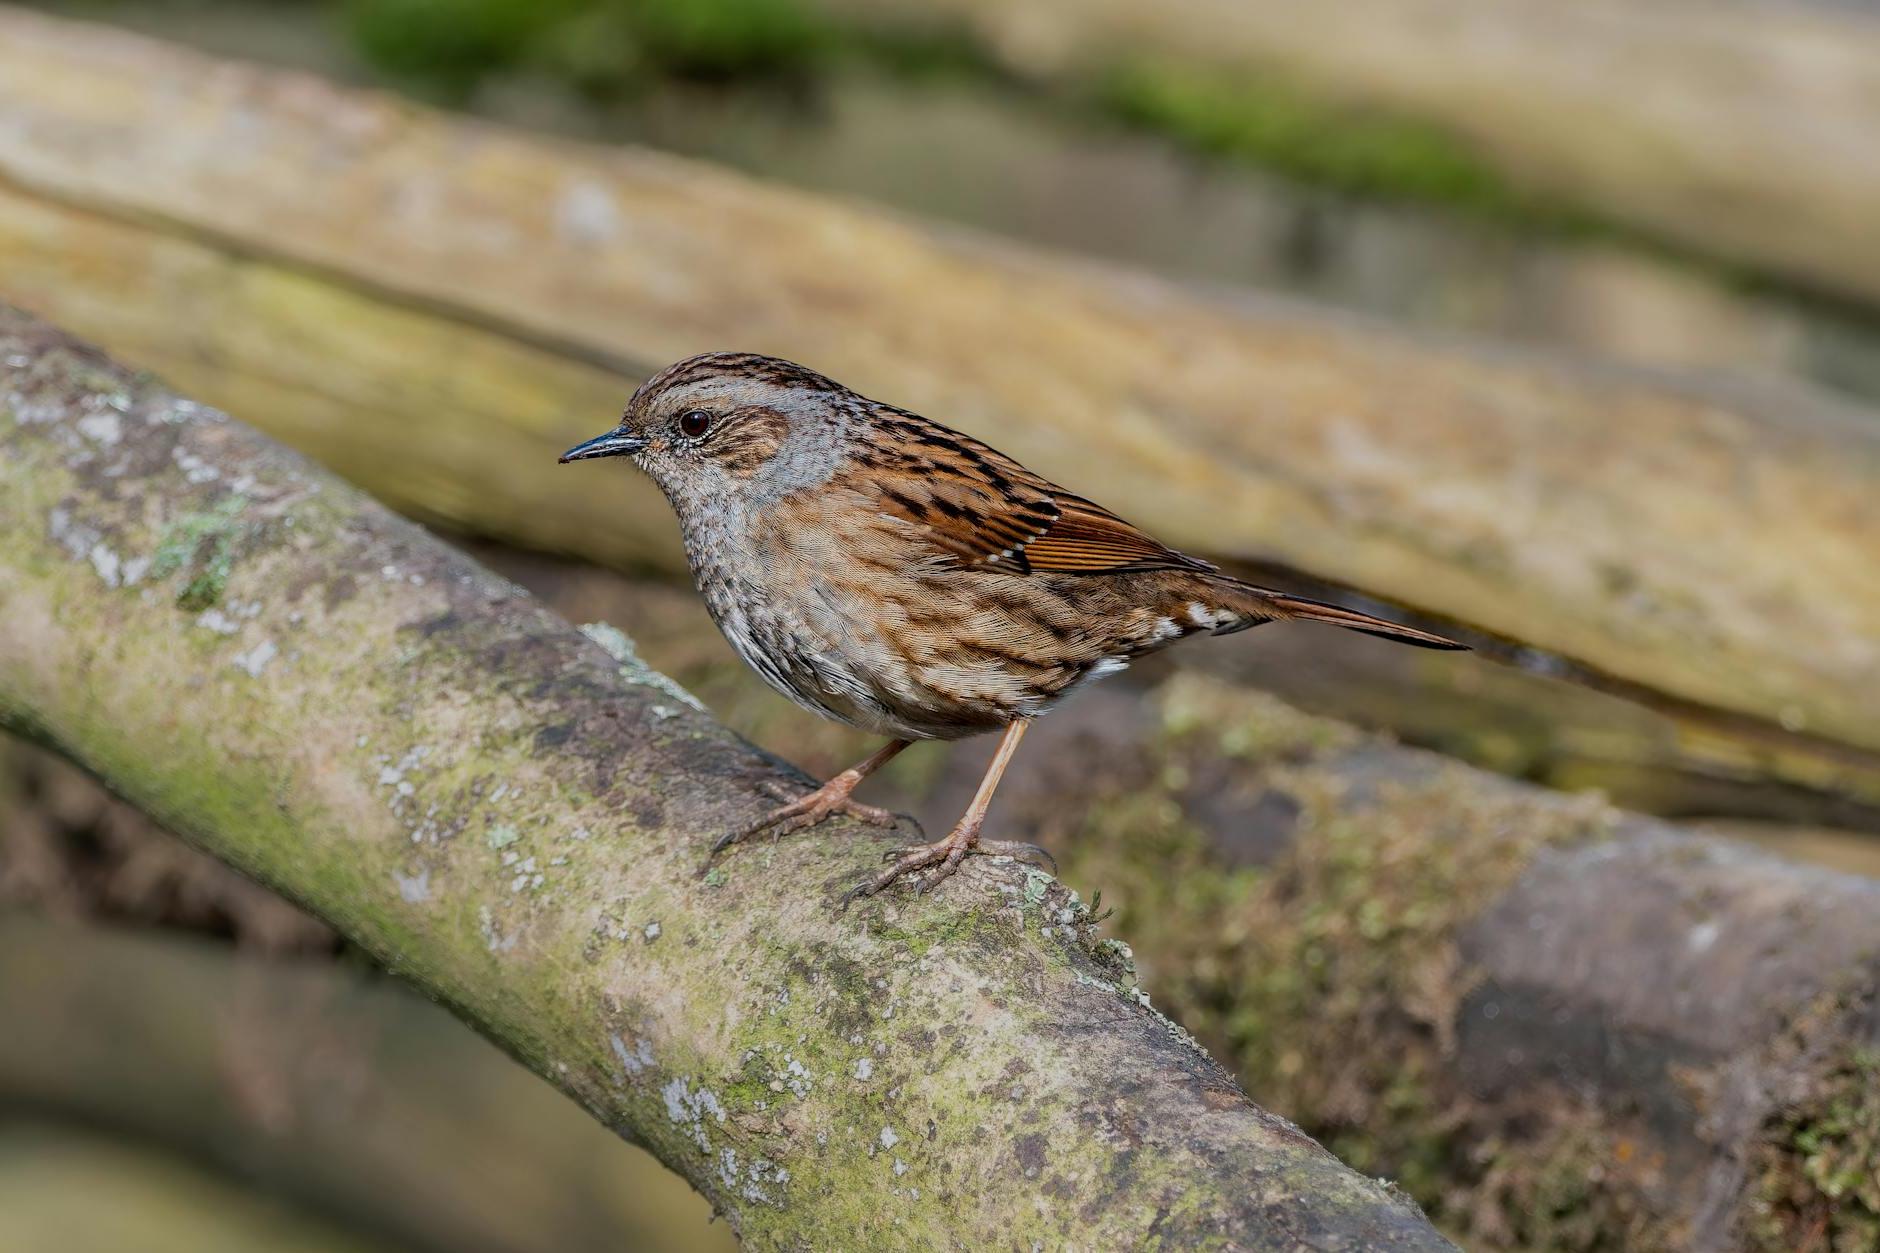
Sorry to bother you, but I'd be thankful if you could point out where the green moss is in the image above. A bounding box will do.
[1036,673,1651,1248]
[626,0,828,79]
[347,0,835,99]
[345,0,587,97]
[1102,60,1486,205]
[867,900,994,959]
[1094,58,1597,226]
[1752,1047,1880,1251]
[149,494,249,611]
[1160,675,1361,760]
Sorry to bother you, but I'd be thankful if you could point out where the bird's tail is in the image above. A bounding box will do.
[1213,580,1468,651]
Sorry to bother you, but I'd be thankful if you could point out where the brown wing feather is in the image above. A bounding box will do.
[867,409,1212,576]
[1024,494,1215,574]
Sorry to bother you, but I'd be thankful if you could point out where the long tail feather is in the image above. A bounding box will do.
[1227,584,1468,651]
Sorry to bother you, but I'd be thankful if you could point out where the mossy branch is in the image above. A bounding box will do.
[0,308,1454,1248]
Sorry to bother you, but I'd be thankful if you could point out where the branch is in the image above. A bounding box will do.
[0,913,724,1253]
[941,676,1880,1245]
[457,553,1880,1244]
[0,307,1453,1247]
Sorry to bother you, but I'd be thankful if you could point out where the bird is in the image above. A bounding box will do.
[561,352,1466,901]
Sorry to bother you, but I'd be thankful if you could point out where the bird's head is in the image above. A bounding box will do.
[559,352,858,511]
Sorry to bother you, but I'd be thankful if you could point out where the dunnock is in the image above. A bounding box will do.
[563,353,1464,899]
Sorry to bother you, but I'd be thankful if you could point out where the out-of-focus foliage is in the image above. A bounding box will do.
[342,0,1544,226]
[1753,1048,1880,1251]
[1097,59,1560,224]
[346,0,583,95]
[346,0,834,95]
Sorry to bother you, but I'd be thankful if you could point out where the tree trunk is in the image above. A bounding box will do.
[0,305,1452,1249]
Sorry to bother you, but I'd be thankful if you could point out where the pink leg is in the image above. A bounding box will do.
[843,720,1045,903]
[712,739,911,855]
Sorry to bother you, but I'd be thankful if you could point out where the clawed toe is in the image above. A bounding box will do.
[978,839,1057,874]
[844,824,1024,905]
[710,806,812,856]
[845,839,954,906]
[873,837,1053,873]
[707,781,906,865]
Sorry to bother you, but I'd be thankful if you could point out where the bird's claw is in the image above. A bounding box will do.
[706,778,902,865]
[874,837,1054,874]
[984,839,1057,875]
[843,833,1055,906]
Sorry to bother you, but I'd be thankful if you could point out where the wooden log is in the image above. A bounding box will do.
[930,676,1880,1248]
[0,1123,379,1253]
[0,9,1876,767]
[0,304,1453,1250]
[0,916,731,1253]
[819,0,1880,308]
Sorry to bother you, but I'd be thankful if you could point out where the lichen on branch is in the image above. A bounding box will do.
[0,306,1452,1249]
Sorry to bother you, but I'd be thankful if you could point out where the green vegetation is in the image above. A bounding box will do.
[336,0,1570,222]
[1095,58,1574,224]
[1753,1046,1880,1250]
[150,494,249,611]
[1046,675,1673,1249]
[346,0,836,97]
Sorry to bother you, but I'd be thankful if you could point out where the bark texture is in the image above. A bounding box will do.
[0,306,1453,1248]
[0,8,1877,790]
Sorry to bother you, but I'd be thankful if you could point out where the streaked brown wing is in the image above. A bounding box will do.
[867,410,1213,576]
[1023,493,1214,574]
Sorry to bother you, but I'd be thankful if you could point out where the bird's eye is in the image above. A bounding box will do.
[678,410,712,438]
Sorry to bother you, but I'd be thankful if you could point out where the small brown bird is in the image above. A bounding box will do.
[562,353,1464,899]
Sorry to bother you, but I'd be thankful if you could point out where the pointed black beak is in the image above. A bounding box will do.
[559,428,648,463]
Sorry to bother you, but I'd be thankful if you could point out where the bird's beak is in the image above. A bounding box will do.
[559,428,648,463]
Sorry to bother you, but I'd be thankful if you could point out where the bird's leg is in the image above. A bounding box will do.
[712,739,912,855]
[844,720,1043,903]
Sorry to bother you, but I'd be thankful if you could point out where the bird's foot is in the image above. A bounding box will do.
[841,825,1055,906]
[709,773,900,860]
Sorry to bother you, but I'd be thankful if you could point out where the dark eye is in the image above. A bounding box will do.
[677,410,712,438]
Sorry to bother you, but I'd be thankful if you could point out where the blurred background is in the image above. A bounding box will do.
[3,0,1879,1249]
